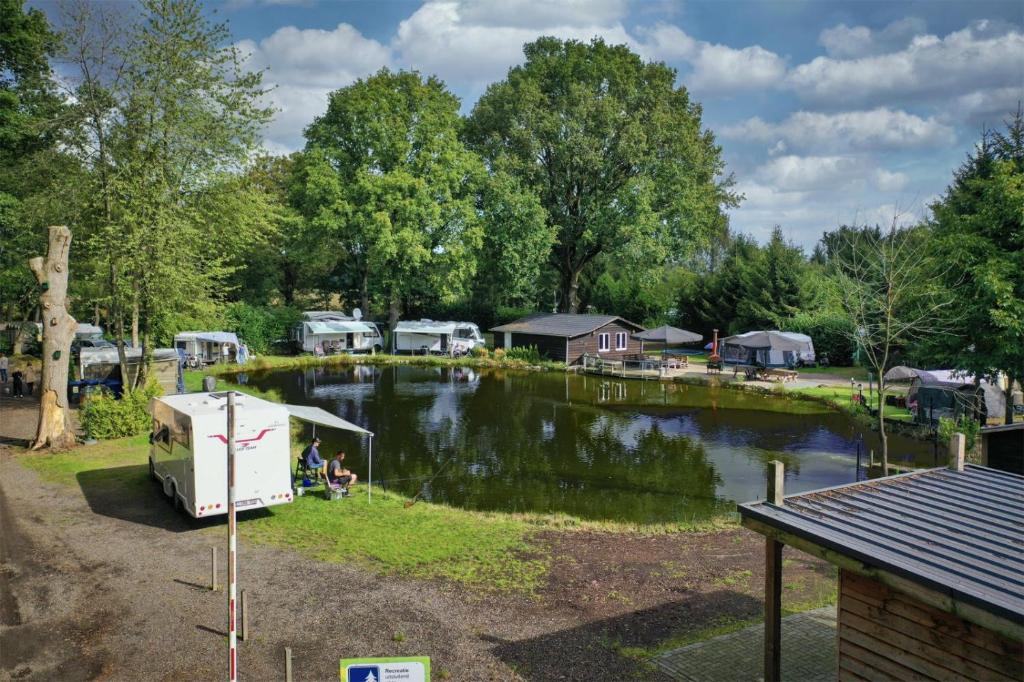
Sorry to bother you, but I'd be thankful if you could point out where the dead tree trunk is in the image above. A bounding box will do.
[28,226,77,450]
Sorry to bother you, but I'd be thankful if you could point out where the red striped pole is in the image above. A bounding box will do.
[227,391,238,682]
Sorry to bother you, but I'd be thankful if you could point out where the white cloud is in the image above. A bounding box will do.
[393,1,634,88]
[238,23,392,151]
[456,0,628,29]
[755,155,862,192]
[873,168,909,192]
[819,17,927,58]
[789,21,1024,106]
[637,23,786,92]
[722,108,955,151]
[949,86,1023,125]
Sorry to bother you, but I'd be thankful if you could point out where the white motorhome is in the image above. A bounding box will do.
[149,392,293,518]
[392,320,485,356]
[293,310,384,354]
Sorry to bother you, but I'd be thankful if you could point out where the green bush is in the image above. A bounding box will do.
[505,344,541,363]
[937,415,980,452]
[470,345,489,358]
[81,382,163,440]
[782,311,856,366]
[224,303,302,355]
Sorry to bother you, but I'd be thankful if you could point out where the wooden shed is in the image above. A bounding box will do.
[979,422,1024,475]
[490,313,645,365]
[738,459,1023,682]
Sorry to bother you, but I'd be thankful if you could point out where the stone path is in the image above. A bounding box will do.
[656,606,837,682]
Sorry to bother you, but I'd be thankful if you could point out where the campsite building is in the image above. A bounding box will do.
[293,311,384,354]
[740,459,1023,682]
[490,314,645,365]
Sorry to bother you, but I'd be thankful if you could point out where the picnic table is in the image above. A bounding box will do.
[733,365,799,382]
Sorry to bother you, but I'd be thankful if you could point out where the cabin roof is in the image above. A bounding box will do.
[738,465,1024,624]
[490,313,644,338]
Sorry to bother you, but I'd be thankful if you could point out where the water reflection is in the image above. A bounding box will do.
[250,365,933,523]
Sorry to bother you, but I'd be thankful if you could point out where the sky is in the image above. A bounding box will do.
[48,0,1024,248]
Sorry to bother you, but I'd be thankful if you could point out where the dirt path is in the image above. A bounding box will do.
[0,399,834,681]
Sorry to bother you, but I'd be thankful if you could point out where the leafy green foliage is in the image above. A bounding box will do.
[925,111,1024,422]
[224,302,301,354]
[937,415,980,452]
[504,344,542,363]
[781,311,856,366]
[80,382,162,440]
[467,37,737,312]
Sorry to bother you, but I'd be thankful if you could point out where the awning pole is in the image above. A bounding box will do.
[368,434,373,503]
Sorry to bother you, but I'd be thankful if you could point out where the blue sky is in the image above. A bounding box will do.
[58,0,1024,247]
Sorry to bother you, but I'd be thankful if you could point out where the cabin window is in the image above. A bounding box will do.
[598,333,610,352]
[615,332,627,350]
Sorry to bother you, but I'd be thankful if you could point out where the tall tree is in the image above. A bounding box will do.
[828,224,959,471]
[61,0,273,382]
[466,37,737,312]
[295,69,485,329]
[927,110,1024,423]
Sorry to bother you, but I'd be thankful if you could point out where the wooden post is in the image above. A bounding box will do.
[767,460,784,505]
[765,460,784,682]
[211,547,217,591]
[28,226,77,450]
[285,647,293,682]
[949,432,966,472]
[240,590,249,641]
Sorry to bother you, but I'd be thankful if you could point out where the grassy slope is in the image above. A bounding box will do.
[19,436,546,593]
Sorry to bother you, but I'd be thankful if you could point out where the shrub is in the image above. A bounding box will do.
[224,303,302,355]
[782,311,856,366]
[937,415,980,452]
[81,381,163,440]
[505,345,541,363]
[492,348,506,361]
[470,345,489,358]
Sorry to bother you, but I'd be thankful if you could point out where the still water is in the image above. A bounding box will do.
[247,365,935,524]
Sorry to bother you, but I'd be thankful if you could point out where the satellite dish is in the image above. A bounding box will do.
[352,308,362,320]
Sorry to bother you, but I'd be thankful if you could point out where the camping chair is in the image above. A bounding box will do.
[324,475,349,501]
[294,455,322,483]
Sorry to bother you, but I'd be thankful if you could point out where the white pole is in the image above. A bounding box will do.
[227,391,238,682]
[368,434,373,503]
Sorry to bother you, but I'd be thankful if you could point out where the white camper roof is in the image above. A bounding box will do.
[393,320,478,335]
[305,320,374,335]
[154,391,285,418]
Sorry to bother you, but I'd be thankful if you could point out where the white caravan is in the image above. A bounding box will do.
[149,392,293,518]
[392,320,485,356]
[293,310,384,354]
[173,331,241,364]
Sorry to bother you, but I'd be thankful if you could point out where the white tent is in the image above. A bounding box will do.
[284,404,377,501]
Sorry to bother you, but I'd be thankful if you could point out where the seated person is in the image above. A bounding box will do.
[300,437,325,478]
[327,451,357,490]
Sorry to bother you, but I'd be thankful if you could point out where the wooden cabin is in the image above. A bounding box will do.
[738,456,1023,682]
[490,314,645,365]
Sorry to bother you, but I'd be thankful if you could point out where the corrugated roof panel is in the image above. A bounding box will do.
[738,465,1024,625]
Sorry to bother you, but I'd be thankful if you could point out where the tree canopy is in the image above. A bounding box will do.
[467,37,737,313]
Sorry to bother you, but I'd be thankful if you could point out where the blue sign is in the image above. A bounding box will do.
[347,665,381,682]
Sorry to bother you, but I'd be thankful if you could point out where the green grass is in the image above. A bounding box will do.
[792,385,914,421]
[800,365,872,381]
[17,434,547,594]
[212,352,566,376]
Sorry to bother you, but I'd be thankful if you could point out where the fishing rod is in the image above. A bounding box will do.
[404,452,459,509]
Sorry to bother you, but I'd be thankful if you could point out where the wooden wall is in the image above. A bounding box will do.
[566,321,641,365]
[838,569,1022,681]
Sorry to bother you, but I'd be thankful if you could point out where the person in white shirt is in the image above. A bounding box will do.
[0,352,8,383]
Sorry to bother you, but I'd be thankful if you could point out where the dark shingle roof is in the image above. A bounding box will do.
[738,465,1024,625]
[490,313,644,338]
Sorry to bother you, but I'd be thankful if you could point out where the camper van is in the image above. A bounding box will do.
[149,392,293,518]
[392,320,485,356]
[293,310,384,354]
[173,331,241,365]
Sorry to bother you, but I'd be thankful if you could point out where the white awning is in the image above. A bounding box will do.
[305,320,374,335]
[284,404,372,435]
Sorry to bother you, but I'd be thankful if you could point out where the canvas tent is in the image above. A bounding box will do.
[899,368,1006,425]
[721,331,815,367]
[283,404,377,501]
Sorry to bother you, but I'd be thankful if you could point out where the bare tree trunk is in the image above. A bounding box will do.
[28,226,77,450]
[12,315,33,355]
[1006,374,1018,425]
[877,382,888,474]
[388,290,401,333]
[131,296,139,348]
[559,267,582,313]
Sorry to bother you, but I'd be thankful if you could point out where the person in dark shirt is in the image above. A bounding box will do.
[11,370,24,398]
[328,451,357,489]
[301,437,324,478]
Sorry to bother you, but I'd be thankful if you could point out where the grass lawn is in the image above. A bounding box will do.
[800,365,872,381]
[793,385,915,422]
[18,434,547,594]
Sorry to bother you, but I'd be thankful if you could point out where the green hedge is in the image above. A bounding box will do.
[81,383,163,440]
[224,303,302,355]
[782,311,856,366]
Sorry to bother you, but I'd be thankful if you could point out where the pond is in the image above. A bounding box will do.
[246,365,936,524]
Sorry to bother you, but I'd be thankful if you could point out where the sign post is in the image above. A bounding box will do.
[340,657,430,682]
[227,391,238,682]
